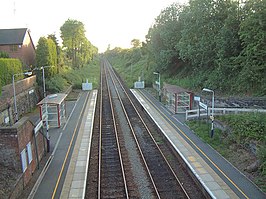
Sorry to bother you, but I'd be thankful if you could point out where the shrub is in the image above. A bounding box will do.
[0,58,23,86]
[0,51,9,58]
[46,75,68,93]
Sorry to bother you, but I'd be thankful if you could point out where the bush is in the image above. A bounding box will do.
[218,113,266,144]
[0,58,23,86]
[45,58,100,93]
[46,75,68,93]
[0,51,9,58]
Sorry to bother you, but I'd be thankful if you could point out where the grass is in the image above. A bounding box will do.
[187,120,230,157]
[187,118,266,192]
[46,58,100,93]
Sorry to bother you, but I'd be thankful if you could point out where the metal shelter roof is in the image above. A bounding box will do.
[37,93,67,106]
[162,83,192,94]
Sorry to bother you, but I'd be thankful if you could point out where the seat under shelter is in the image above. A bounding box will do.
[162,83,193,114]
[37,93,67,128]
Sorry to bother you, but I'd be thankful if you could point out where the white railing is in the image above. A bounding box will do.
[186,107,266,120]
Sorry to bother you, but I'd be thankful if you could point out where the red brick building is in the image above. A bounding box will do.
[0,117,47,198]
[0,28,36,66]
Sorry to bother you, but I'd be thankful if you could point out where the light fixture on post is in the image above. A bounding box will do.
[12,71,32,123]
[202,88,215,138]
[32,65,53,152]
[153,72,161,102]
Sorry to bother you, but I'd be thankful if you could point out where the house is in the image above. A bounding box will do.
[0,28,36,66]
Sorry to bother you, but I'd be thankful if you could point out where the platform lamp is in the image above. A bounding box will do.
[12,71,32,123]
[202,88,214,138]
[32,65,53,152]
[153,72,161,102]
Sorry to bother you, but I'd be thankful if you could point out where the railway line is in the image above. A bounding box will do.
[30,58,266,199]
[85,59,206,198]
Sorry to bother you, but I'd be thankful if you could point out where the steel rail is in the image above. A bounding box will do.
[97,62,103,199]
[98,61,129,199]
[105,62,161,198]
[105,59,191,199]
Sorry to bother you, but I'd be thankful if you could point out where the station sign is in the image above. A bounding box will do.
[194,96,200,101]
[34,120,43,134]
[199,101,208,110]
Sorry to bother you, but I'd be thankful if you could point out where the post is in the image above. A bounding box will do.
[158,73,161,102]
[12,74,18,123]
[153,72,161,102]
[42,66,50,152]
[12,71,32,123]
[202,88,215,138]
[211,91,214,138]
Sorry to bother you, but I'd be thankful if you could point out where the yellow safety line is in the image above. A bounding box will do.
[138,90,249,199]
[51,93,89,199]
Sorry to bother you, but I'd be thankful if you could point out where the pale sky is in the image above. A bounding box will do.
[0,0,187,52]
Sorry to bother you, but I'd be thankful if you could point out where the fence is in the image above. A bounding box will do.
[186,107,266,120]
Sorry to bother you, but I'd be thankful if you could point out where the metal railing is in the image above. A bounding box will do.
[186,107,266,120]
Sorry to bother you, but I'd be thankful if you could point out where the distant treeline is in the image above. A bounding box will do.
[105,0,266,96]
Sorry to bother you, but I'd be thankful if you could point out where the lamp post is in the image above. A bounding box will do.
[202,88,214,138]
[153,72,161,102]
[42,66,50,152]
[32,65,52,152]
[12,71,32,123]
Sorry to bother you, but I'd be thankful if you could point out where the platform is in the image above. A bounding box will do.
[131,89,238,199]
[60,90,97,198]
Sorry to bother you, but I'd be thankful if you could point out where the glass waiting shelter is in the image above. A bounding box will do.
[162,83,193,114]
[37,93,67,128]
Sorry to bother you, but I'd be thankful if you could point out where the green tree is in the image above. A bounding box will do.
[178,0,217,69]
[146,3,184,73]
[131,39,141,48]
[48,34,63,73]
[236,0,266,94]
[36,37,57,79]
[60,19,97,68]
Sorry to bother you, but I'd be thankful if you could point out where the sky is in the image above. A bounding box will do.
[0,0,187,52]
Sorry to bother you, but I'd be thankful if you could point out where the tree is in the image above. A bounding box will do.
[236,0,266,93]
[60,19,97,68]
[48,34,63,73]
[146,3,184,73]
[131,39,141,48]
[36,37,57,79]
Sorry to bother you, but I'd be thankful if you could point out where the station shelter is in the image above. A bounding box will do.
[37,93,67,128]
[162,83,193,113]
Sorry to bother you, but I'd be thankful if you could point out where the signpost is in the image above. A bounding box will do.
[199,101,208,110]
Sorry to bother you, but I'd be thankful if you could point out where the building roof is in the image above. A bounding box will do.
[0,28,28,45]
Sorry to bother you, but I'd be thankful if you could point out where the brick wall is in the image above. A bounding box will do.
[0,75,40,126]
[0,127,20,171]
[0,116,46,195]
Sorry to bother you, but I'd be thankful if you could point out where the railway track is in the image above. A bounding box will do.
[86,59,206,198]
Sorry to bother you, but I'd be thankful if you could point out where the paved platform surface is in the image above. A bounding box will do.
[131,89,266,199]
[60,90,97,198]
[29,91,90,199]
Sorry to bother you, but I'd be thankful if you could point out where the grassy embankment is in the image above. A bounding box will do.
[46,58,100,94]
[187,113,266,192]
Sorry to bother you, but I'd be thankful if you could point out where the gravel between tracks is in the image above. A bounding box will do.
[112,97,154,199]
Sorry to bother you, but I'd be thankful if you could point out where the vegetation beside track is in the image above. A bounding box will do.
[45,58,100,93]
[187,112,266,192]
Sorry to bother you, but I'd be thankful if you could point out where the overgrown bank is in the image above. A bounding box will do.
[187,112,266,192]
[44,58,100,94]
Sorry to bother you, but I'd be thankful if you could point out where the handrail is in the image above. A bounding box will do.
[186,107,266,120]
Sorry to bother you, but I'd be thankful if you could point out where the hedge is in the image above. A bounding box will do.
[0,58,23,85]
